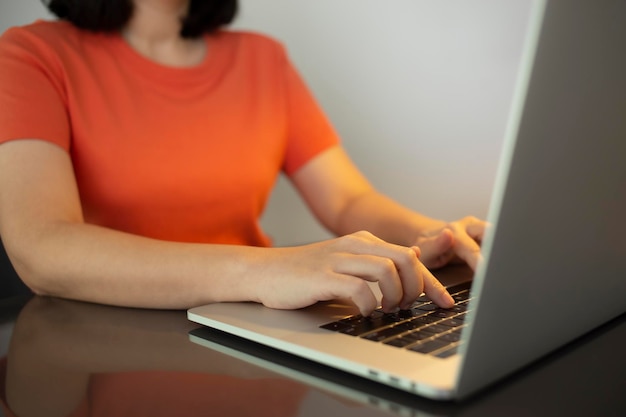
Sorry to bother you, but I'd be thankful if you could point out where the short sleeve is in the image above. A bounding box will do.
[0,27,70,150]
[281,54,340,175]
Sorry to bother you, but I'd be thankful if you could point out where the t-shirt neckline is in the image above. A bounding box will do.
[105,30,232,87]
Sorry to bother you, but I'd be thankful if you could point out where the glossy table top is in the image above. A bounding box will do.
[0,295,624,417]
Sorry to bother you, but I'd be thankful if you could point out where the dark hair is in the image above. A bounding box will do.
[44,0,238,38]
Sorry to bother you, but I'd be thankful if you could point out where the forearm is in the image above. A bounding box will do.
[7,221,265,309]
[333,190,447,246]
[291,147,447,246]
[0,141,251,309]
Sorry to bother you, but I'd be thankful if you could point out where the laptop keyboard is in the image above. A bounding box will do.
[319,282,473,358]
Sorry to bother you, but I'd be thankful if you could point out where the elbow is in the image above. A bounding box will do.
[4,250,48,297]
[2,236,57,297]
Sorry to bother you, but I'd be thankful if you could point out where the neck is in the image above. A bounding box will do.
[123,0,206,67]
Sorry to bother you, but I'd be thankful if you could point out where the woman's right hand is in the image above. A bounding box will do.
[253,231,455,316]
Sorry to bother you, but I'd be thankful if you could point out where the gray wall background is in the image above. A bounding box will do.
[0,0,533,246]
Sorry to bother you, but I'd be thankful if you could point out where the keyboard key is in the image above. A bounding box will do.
[389,320,424,333]
[362,325,409,341]
[420,324,449,334]
[398,308,430,319]
[384,337,415,348]
[409,339,449,354]
[338,322,376,336]
[339,315,367,325]
[430,310,457,319]
[439,318,464,328]
[453,312,467,321]
[452,291,470,302]
[416,303,438,312]
[370,312,407,326]
[341,314,404,336]
[320,321,353,332]
[435,346,459,358]
[436,332,462,343]
[403,330,433,342]
[413,315,440,326]
[451,304,468,313]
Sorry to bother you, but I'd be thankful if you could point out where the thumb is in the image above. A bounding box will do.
[417,229,455,269]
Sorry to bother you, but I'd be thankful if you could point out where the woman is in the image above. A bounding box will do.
[0,0,484,315]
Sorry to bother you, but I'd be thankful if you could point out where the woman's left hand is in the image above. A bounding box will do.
[414,216,487,270]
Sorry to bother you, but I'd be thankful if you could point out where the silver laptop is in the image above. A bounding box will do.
[188,0,626,401]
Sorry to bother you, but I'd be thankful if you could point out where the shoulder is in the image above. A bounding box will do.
[0,20,113,63]
[0,20,89,68]
[218,29,285,47]
[1,20,83,49]
[214,29,288,59]
[0,20,104,67]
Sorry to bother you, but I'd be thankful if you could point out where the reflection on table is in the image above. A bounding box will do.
[0,295,624,417]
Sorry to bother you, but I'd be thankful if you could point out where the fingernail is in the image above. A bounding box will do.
[445,292,455,307]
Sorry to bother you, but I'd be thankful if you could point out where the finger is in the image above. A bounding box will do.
[336,232,424,312]
[258,269,379,316]
[463,216,487,241]
[421,264,455,308]
[449,224,483,270]
[392,250,423,311]
[333,254,404,312]
[340,249,423,313]
[418,229,455,269]
[447,216,488,269]
[370,247,423,312]
[327,273,379,316]
[395,246,425,309]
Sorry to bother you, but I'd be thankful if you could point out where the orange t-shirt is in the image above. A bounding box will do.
[0,21,339,246]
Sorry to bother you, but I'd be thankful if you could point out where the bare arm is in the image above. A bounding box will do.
[0,140,453,314]
[291,146,485,270]
[0,140,264,308]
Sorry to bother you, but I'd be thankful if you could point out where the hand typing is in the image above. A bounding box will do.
[253,231,455,316]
